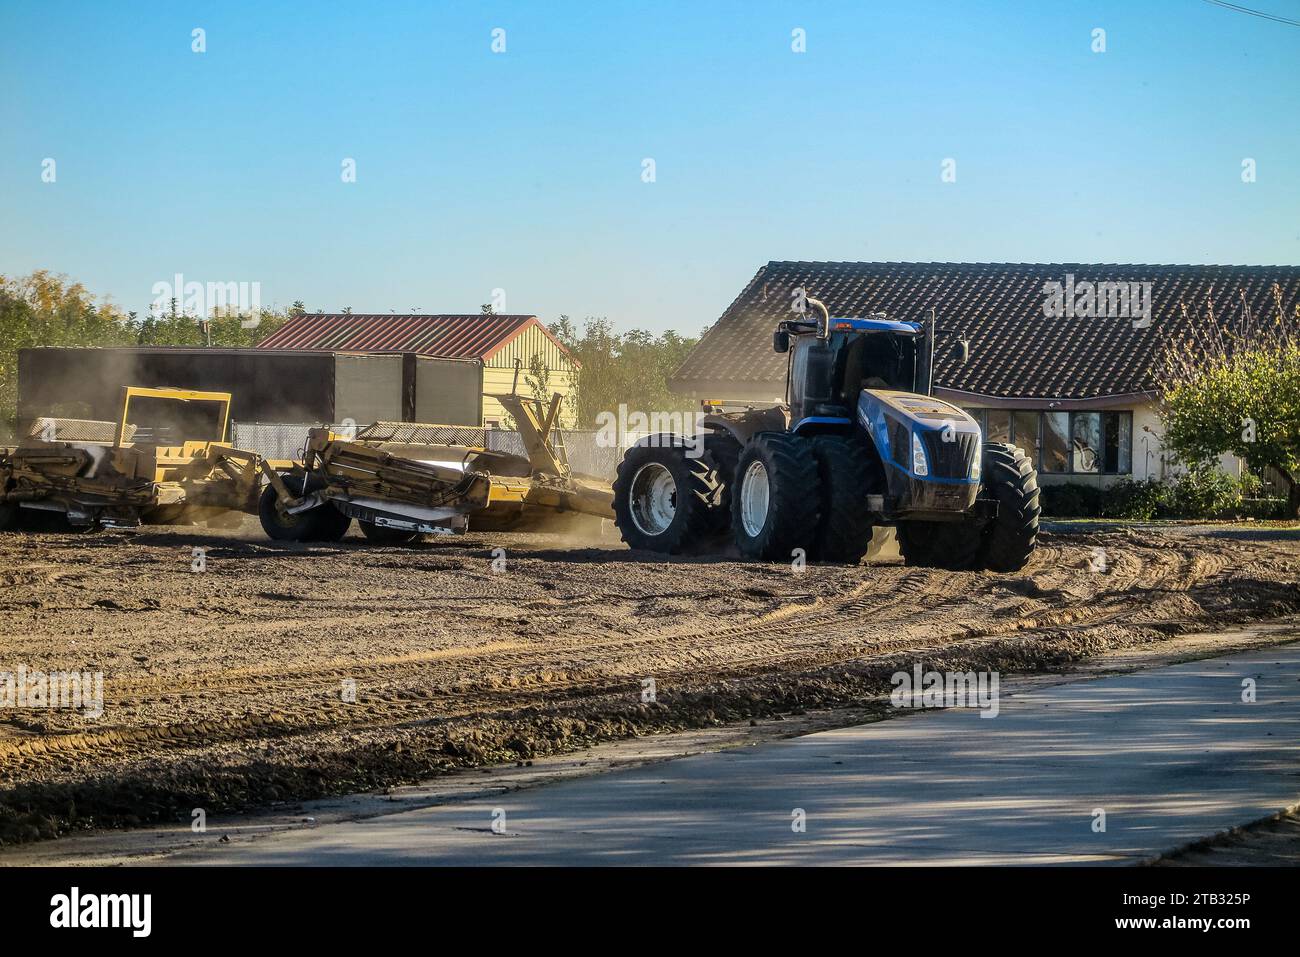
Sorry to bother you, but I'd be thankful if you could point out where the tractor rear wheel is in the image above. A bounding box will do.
[613,444,716,554]
[978,443,1041,572]
[259,476,352,543]
[0,502,18,532]
[810,435,877,564]
[731,432,821,561]
[895,519,982,571]
[702,431,742,534]
[359,520,419,545]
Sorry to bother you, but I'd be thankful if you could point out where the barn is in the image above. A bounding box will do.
[256,313,578,428]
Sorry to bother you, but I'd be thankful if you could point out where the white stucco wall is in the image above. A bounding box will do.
[1131,402,1242,483]
[1131,404,1166,482]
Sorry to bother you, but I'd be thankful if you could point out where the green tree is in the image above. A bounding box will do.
[0,271,296,437]
[1157,286,1300,517]
[132,301,289,348]
[548,315,698,428]
[0,271,135,436]
[522,351,552,407]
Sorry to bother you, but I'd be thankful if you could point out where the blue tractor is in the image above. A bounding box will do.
[611,297,1041,570]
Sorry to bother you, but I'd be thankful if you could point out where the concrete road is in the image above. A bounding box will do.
[173,643,1300,866]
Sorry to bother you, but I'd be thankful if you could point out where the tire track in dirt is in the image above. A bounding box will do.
[0,543,1260,757]
[0,524,1296,844]
[0,535,1253,724]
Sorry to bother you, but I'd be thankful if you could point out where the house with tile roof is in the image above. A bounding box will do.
[257,313,577,428]
[671,261,1300,486]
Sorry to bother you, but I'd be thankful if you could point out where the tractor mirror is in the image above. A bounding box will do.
[954,339,970,363]
[773,329,790,354]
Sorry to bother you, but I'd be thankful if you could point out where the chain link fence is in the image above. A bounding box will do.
[28,417,132,443]
[231,423,338,462]
[357,423,487,445]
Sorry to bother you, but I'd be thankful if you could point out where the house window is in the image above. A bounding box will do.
[962,408,1132,475]
[985,409,1011,445]
[1042,412,1070,473]
[1071,412,1101,473]
[1012,411,1041,467]
[1104,413,1132,474]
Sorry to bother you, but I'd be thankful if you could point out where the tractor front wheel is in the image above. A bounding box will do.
[978,443,1041,572]
[810,435,877,564]
[731,433,821,561]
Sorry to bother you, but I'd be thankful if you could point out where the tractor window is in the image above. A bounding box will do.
[842,333,916,396]
[792,338,837,408]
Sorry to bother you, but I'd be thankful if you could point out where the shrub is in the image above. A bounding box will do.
[1100,478,1168,520]
[1240,497,1288,520]
[1039,471,1256,521]
[1038,482,1104,518]
[1162,466,1242,518]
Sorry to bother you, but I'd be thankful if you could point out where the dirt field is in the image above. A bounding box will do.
[1,519,1298,846]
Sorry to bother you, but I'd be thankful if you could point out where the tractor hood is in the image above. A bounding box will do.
[859,389,979,436]
[857,388,981,513]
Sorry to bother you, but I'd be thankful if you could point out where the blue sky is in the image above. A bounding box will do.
[2,0,1298,334]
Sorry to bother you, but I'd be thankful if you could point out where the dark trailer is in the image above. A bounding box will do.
[16,347,482,438]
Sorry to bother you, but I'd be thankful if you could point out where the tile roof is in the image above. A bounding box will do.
[256,313,548,359]
[671,262,1300,401]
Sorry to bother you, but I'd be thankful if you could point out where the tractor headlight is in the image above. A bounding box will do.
[911,431,928,477]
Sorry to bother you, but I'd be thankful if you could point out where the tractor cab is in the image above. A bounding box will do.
[774,314,927,428]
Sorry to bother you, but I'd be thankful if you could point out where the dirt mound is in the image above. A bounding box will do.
[0,522,1297,845]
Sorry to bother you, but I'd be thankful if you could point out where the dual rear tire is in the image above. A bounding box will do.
[613,432,878,564]
[730,433,821,561]
[614,436,1040,571]
[611,444,717,554]
[807,435,877,564]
